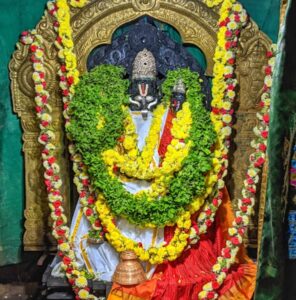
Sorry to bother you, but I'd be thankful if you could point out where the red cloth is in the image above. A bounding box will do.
[158,109,175,163]
[151,189,256,300]
[151,114,256,299]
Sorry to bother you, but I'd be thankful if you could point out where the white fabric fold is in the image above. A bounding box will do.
[51,109,168,281]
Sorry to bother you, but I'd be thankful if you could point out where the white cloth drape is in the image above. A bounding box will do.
[52,109,168,281]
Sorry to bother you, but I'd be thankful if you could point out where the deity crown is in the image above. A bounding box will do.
[132,48,157,80]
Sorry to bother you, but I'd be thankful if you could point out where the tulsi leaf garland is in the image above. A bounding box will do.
[68,67,216,228]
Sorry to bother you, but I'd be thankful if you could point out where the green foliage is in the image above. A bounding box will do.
[68,65,216,227]
[88,229,102,239]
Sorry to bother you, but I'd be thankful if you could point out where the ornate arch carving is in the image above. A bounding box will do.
[70,0,219,75]
[9,0,271,251]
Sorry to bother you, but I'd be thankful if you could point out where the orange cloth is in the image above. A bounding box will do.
[108,188,256,300]
[108,278,158,300]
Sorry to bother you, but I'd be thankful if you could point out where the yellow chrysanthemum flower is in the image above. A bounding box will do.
[35,84,44,93]
[70,0,88,8]
[78,289,90,299]
[233,3,243,12]
[75,276,88,288]
[33,63,44,72]
[213,263,221,273]
[222,114,232,124]
[264,75,272,87]
[199,291,208,298]
[227,21,238,30]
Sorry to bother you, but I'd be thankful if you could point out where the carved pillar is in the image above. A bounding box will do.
[230,21,271,248]
[9,17,71,250]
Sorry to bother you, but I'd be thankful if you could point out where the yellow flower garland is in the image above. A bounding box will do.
[208,0,231,189]
[203,0,224,7]
[102,102,192,198]
[102,104,166,179]
[55,0,80,86]
[96,194,191,265]
[70,0,88,8]
[94,99,221,260]
[103,103,192,198]
[102,103,191,179]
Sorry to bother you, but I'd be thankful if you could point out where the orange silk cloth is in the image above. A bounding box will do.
[108,188,256,300]
[108,109,256,300]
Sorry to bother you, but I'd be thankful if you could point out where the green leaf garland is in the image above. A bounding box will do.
[68,65,216,227]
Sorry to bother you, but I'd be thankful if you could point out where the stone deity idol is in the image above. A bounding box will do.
[129,49,159,119]
[170,78,186,113]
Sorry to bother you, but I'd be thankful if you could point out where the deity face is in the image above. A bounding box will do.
[170,91,186,113]
[170,78,186,113]
[129,49,158,119]
[129,78,158,119]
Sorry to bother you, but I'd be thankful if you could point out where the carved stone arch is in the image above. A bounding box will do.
[9,0,272,251]
[71,0,219,75]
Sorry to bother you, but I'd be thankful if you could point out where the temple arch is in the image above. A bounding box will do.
[9,0,272,252]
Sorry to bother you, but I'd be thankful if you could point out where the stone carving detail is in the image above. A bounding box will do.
[72,0,218,75]
[150,8,217,74]
[9,0,271,251]
[237,22,271,111]
[131,0,159,11]
[24,204,45,248]
[18,60,57,98]
[23,149,48,250]
[229,20,271,248]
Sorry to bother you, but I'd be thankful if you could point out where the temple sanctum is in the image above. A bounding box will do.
[1,0,296,299]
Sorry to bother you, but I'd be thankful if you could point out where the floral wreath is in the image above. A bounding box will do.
[19,0,275,299]
[68,65,216,227]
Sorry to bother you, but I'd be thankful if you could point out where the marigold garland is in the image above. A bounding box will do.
[103,103,192,198]
[70,0,88,7]
[198,45,276,300]
[196,1,248,298]
[49,0,104,238]
[103,103,191,179]
[96,195,191,265]
[106,104,168,180]
[49,1,100,299]
[189,0,248,247]
[203,0,224,7]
